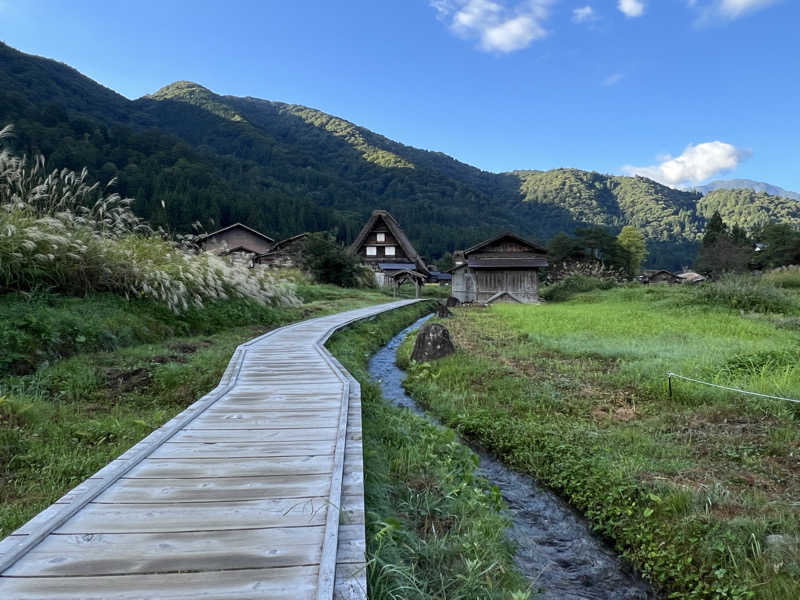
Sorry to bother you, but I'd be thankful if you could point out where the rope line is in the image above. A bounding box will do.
[667,372,800,405]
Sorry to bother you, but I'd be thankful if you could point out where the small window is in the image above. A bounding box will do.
[385,246,396,256]
[366,246,377,256]
[376,233,385,242]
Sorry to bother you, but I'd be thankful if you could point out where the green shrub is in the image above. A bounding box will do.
[300,232,375,288]
[691,274,797,314]
[541,274,616,302]
[762,266,800,289]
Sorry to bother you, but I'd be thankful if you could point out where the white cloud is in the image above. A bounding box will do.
[618,0,645,17]
[690,0,778,21]
[572,5,596,23]
[602,72,623,86]
[622,141,750,186]
[432,0,553,53]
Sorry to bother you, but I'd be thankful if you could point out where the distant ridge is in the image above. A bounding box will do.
[694,179,800,201]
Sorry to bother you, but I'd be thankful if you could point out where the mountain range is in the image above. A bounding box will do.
[694,179,800,202]
[1,41,798,270]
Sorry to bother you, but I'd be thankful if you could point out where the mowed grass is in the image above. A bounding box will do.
[0,284,395,538]
[400,285,800,599]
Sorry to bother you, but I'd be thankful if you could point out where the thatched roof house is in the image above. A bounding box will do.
[350,210,429,286]
[255,233,309,268]
[196,223,275,256]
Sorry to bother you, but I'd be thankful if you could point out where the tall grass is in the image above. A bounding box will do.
[0,125,298,311]
[690,273,797,314]
[762,266,800,289]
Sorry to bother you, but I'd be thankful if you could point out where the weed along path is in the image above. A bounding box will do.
[369,316,654,600]
[0,299,421,600]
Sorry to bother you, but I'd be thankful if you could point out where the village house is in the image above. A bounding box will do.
[196,223,275,260]
[450,232,548,304]
[254,233,309,268]
[350,210,430,287]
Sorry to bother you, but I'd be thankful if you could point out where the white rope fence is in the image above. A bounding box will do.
[667,372,800,405]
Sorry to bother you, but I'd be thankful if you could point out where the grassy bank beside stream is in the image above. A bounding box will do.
[326,301,531,600]
[399,285,799,599]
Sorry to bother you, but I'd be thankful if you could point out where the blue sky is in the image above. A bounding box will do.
[2,1,798,190]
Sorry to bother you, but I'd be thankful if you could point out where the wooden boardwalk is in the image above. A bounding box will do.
[0,299,421,599]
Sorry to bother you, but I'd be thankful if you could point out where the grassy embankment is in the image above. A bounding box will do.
[400,278,800,599]
[326,302,531,600]
[0,282,395,537]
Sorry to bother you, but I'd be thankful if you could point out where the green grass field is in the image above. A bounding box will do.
[400,284,800,599]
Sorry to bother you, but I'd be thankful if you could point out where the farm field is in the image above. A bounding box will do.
[400,284,800,599]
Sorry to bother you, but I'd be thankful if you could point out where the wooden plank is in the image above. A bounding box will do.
[92,474,332,504]
[187,413,340,429]
[3,528,325,576]
[55,497,329,534]
[150,440,334,460]
[0,565,319,599]
[170,428,336,443]
[125,456,334,479]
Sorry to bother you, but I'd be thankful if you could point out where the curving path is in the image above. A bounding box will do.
[0,299,422,599]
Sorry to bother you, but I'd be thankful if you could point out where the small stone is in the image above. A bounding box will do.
[445,296,461,307]
[765,534,791,549]
[436,303,453,318]
[411,323,455,362]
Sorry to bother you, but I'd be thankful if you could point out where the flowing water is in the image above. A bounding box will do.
[368,315,655,600]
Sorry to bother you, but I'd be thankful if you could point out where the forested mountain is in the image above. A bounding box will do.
[694,179,800,202]
[2,41,798,270]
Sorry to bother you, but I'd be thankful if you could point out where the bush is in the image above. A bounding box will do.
[300,232,374,288]
[762,265,800,289]
[691,274,797,314]
[0,125,299,311]
[541,274,616,302]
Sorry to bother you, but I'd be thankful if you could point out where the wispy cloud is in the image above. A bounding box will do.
[602,72,623,86]
[618,0,645,17]
[623,141,750,187]
[690,0,779,21]
[572,5,597,23]
[431,0,553,53]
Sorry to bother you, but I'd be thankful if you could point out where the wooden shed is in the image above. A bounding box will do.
[196,223,275,257]
[451,232,548,304]
[349,210,429,286]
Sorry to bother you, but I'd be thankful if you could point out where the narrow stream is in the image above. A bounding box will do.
[368,315,655,600]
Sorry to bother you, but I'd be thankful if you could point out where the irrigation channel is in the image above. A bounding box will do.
[368,315,655,600]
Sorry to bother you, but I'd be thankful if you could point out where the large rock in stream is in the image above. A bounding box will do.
[411,323,455,362]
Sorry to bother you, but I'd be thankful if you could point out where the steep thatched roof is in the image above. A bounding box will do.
[350,210,429,275]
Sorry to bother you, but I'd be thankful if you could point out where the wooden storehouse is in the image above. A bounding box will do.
[451,232,548,304]
[350,210,429,286]
[196,223,275,257]
[255,233,309,268]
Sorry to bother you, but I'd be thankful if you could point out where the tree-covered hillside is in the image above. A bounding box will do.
[2,41,798,270]
[695,179,800,201]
